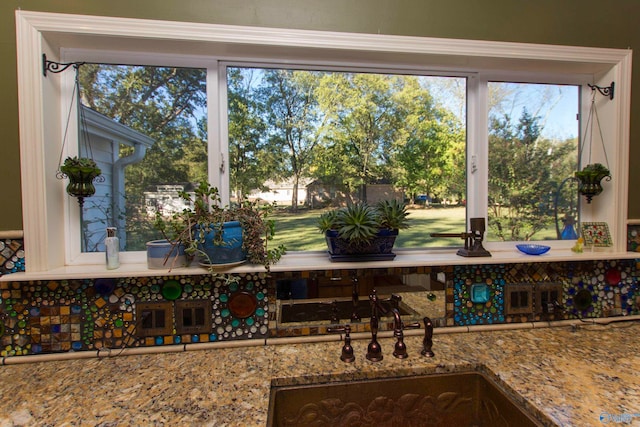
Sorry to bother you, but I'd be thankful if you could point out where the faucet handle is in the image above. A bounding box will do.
[327,325,355,363]
[387,294,402,308]
[421,316,435,357]
[379,293,402,311]
[366,290,385,362]
[403,321,421,330]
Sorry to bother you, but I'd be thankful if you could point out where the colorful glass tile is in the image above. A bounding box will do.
[0,260,638,358]
[0,239,26,275]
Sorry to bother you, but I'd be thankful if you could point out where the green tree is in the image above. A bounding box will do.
[227,68,274,200]
[392,78,466,203]
[488,109,576,241]
[315,73,405,200]
[314,73,465,205]
[259,69,327,210]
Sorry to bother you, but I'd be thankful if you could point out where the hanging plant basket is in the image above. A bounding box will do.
[575,163,611,204]
[59,156,102,206]
[576,84,613,204]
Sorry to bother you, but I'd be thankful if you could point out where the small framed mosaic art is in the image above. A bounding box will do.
[581,222,613,247]
[628,224,640,252]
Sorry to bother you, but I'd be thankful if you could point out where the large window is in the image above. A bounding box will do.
[78,63,581,253]
[15,12,631,271]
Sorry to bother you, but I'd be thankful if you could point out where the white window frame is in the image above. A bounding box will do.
[15,11,632,273]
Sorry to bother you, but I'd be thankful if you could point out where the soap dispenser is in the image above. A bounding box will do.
[105,227,120,269]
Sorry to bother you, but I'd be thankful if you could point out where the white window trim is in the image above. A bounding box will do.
[15,10,631,273]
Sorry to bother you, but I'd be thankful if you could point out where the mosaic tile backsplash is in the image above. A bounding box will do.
[0,238,25,275]
[628,224,640,252]
[0,273,269,357]
[0,232,639,359]
[451,259,639,326]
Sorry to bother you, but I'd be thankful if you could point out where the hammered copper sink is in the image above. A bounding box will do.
[268,371,544,427]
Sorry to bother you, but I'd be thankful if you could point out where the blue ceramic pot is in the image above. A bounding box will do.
[146,239,187,269]
[197,221,246,265]
[324,229,398,261]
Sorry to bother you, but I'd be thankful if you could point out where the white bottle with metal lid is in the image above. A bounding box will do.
[105,227,120,270]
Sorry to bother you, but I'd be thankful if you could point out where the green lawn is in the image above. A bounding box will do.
[270,206,468,251]
[270,206,562,251]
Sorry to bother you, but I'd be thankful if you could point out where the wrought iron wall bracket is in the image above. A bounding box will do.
[42,53,85,77]
[587,82,614,100]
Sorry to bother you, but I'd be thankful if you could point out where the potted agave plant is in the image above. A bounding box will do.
[318,200,410,261]
[59,156,102,206]
[575,163,611,203]
[154,180,285,272]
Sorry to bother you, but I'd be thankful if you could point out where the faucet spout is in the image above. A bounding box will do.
[351,275,360,322]
[391,307,402,330]
[421,316,435,357]
[387,293,402,309]
[366,290,383,362]
[391,308,408,359]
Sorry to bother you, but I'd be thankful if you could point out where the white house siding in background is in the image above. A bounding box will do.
[144,185,194,217]
[79,106,155,252]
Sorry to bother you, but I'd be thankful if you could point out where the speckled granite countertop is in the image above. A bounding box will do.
[0,322,638,426]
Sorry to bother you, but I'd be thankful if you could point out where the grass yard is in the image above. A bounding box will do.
[270,206,467,252]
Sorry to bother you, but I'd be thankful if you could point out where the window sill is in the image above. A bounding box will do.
[3,247,638,282]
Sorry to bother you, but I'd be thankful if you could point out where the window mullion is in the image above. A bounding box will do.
[208,62,229,203]
[466,75,489,223]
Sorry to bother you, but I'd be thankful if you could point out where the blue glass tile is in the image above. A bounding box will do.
[470,283,490,304]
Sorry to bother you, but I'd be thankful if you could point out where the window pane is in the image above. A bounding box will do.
[227,67,467,250]
[487,82,579,242]
[77,64,207,252]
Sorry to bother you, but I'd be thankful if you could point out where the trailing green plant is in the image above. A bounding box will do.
[318,200,410,244]
[575,163,610,181]
[59,156,103,205]
[154,180,285,273]
[60,156,102,176]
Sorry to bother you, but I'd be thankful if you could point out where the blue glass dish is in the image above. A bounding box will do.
[516,244,550,255]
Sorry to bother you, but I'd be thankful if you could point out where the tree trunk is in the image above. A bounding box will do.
[291,175,299,211]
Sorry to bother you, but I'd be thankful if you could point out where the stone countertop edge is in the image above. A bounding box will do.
[0,321,638,426]
[4,316,636,366]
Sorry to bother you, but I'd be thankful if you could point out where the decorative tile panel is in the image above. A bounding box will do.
[452,264,505,326]
[0,241,639,359]
[627,224,640,252]
[451,260,639,326]
[0,273,269,358]
[0,238,25,275]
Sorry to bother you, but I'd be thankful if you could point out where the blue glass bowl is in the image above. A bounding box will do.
[516,244,550,255]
